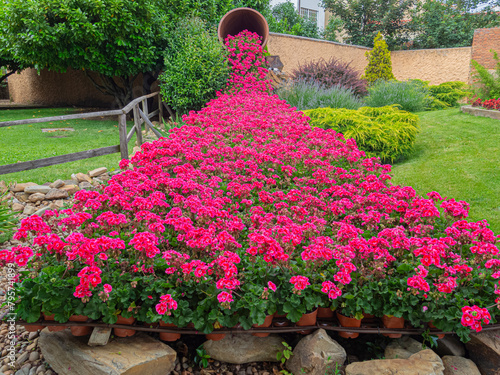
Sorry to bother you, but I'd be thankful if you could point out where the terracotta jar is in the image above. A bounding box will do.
[159,321,181,342]
[114,315,136,337]
[69,315,92,336]
[382,315,405,338]
[252,313,275,337]
[336,311,361,339]
[296,309,318,334]
[43,313,67,332]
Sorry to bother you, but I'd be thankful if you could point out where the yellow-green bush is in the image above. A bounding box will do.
[304,105,419,162]
[428,81,470,108]
[362,32,395,85]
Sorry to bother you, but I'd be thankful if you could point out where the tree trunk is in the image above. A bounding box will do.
[84,71,137,108]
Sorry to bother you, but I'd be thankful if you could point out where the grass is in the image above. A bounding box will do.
[391,108,500,234]
[0,108,137,185]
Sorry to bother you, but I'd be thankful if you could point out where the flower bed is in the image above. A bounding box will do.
[472,97,500,111]
[2,31,500,343]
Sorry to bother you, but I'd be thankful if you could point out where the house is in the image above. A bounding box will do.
[270,0,331,31]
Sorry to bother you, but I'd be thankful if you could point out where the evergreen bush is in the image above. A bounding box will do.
[471,50,500,100]
[291,57,367,97]
[277,80,364,111]
[362,32,395,85]
[304,105,419,162]
[159,17,229,115]
[428,81,470,108]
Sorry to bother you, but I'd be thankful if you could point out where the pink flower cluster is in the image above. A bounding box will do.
[461,306,491,332]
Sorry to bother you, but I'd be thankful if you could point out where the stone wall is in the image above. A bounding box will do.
[268,32,473,85]
[471,27,500,70]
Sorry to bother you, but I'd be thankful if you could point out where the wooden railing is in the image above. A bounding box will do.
[0,92,170,175]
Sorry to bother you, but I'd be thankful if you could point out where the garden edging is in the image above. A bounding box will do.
[460,105,500,120]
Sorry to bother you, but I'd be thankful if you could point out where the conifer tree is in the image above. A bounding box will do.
[362,32,396,85]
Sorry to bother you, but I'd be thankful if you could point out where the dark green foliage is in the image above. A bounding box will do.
[321,0,415,48]
[471,50,500,100]
[277,80,364,111]
[266,1,320,38]
[321,17,343,42]
[292,57,367,97]
[304,105,420,162]
[365,80,432,112]
[159,18,229,115]
[362,32,395,85]
[408,0,500,50]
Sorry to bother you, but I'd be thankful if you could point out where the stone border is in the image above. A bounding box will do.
[461,105,500,120]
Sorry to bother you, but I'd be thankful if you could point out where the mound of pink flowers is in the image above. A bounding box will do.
[2,31,499,341]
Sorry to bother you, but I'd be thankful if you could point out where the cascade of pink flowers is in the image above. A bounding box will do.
[1,31,499,333]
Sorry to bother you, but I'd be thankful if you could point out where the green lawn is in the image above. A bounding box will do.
[0,108,136,184]
[391,108,500,234]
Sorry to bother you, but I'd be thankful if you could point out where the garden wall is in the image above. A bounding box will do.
[268,32,473,85]
[471,27,500,70]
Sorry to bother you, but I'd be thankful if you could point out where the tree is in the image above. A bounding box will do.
[267,1,320,39]
[321,0,416,48]
[362,32,395,84]
[0,0,232,107]
[408,0,500,49]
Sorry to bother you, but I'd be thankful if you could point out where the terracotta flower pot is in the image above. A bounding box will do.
[252,313,275,337]
[205,332,226,341]
[114,315,136,337]
[297,309,318,334]
[159,321,181,342]
[24,324,45,332]
[43,313,67,332]
[317,307,335,319]
[69,315,92,337]
[428,321,445,339]
[336,311,361,339]
[382,315,405,338]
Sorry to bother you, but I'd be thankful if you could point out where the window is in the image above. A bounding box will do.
[299,7,318,23]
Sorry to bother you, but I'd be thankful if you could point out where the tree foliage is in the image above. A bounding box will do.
[362,32,395,84]
[408,0,500,49]
[0,0,232,106]
[321,0,416,48]
[267,1,320,39]
[471,50,500,100]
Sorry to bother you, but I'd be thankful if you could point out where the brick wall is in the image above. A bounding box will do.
[471,27,500,69]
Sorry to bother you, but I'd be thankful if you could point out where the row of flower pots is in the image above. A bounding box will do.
[24,309,445,341]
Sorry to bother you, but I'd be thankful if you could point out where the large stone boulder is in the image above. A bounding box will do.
[442,355,481,375]
[286,329,346,375]
[346,349,444,375]
[385,336,424,359]
[436,336,465,357]
[39,328,176,375]
[203,334,285,364]
[465,331,500,375]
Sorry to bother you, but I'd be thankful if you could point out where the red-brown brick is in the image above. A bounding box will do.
[471,27,500,69]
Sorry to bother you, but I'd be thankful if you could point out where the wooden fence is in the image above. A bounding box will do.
[0,92,172,175]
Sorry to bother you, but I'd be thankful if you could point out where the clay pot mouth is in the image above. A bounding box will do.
[218,7,269,47]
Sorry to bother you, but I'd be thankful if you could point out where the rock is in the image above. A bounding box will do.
[16,352,29,365]
[39,329,176,375]
[44,189,68,200]
[14,192,30,203]
[24,186,51,194]
[346,349,444,375]
[28,352,39,362]
[88,167,107,178]
[203,334,285,364]
[11,182,36,193]
[385,336,424,359]
[59,185,79,195]
[72,173,92,184]
[15,368,30,375]
[29,193,46,203]
[28,332,39,341]
[12,203,24,212]
[0,180,7,194]
[23,205,37,216]
[442,356,481,375]
[466,331,500,375]
[79,182,93,190]
[436,336,465,357]
[49,180,65,189]
[286,329,346,375]
[54,200,64,208]
[33,206,51,217]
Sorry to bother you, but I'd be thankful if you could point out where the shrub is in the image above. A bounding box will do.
[362,32,395,85]
[429,81,470,108]
[471,49,500,100]
[304,105,419,162]
[276,80,364,111]
[291,57,367,97]
[159,17,229,115]
[0,197,16,244]
[364,80,431,112]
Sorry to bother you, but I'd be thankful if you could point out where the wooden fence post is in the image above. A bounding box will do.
[133,105,143,147]
[158,92,163,123]
[118,114,128,159]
